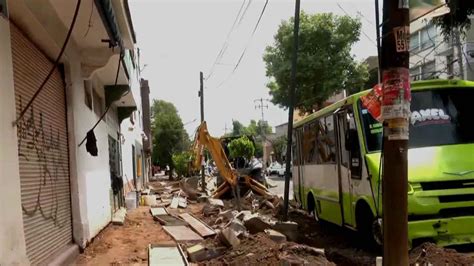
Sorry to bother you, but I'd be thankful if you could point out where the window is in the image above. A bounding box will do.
[301,116,336,164]
[360,89,474,151]
[84,80,92,110]
[410,33,419,51]
[420,24,436,50]
[410,66,421,81]
[421,61,436,79]
[92,88,105,119]
[446,55,454,76]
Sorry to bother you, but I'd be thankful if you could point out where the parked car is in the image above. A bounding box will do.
[267,162,285,176]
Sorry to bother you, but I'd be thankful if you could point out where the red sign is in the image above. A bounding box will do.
[361,83,383,122]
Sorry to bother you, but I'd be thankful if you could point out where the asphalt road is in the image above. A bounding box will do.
[267,174,293,200]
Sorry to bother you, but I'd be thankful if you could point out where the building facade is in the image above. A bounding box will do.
[409,17,474,81]
[0,0,149,264]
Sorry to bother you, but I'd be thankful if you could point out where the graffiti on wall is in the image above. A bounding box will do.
[17,97,68,226]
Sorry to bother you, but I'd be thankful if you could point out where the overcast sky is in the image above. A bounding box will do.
[130,0,378,136]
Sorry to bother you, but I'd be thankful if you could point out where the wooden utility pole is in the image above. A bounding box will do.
[199,71,206,192]
[283,0,300,221]
[380,0,410,264]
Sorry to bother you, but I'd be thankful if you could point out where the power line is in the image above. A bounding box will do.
[336,3,377,46]
[205,0,247,80]
[238,0,253,26]
[14,0,82,126]
[216,0,270,89]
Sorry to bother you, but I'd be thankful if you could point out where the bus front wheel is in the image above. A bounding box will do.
[356,202,382,248]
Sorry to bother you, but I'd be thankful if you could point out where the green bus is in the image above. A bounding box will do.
[292,79,474,246]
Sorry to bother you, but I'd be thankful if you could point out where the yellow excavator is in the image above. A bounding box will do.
[191,121,271,199]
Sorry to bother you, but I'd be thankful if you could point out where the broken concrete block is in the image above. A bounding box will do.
[264,229,286,243]
[187,244,226,262]
[112,208,127,225]
[235,210,252,221]
[272,221,298,241]
[207,198,224,207]
[218,209,238,220]
[228,219,247,237]
[243,216,272,234]
[178,197,187,208]
[143,195,157,206]
[219,227,240,248]
[170,197,179,209]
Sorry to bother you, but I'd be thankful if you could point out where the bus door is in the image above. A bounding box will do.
[294,128,305,203]
[335,108,354,226]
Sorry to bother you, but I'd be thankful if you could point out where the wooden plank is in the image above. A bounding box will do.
[150,207,168,216]
[148,243,188,266]
[178,213,216,237]
[163,226,203,242]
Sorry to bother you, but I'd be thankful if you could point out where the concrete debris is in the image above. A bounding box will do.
[170,197,179,209]
[219,227,240,248]
[272,221,298,241]
[218,209,238,221]
[243,216,272,234]
[207,198,224,207]
[154,215,188,226]
[264,229,286,243]
[141,189,151,195]
[186,244,226,262]
[112,207,127,225]
[228,219,247,237]
[179,213,216,237]
[150,207,168,217]
[202,204,220,217]
[163,225,203,242]
[178,197,188,208]
[148,243,188,266]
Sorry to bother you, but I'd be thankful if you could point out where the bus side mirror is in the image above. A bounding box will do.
[345,129,359,152]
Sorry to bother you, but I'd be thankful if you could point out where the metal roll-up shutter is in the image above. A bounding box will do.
[11,23,72,264]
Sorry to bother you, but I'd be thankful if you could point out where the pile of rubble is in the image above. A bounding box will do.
[140,177,334,265]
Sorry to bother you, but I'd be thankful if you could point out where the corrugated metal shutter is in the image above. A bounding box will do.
[11,23,72,264]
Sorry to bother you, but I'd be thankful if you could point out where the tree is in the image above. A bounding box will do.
[263,12,369,114]
[270,135,287,163]
[231,120,246,137]
[432,1,474,38]
[151,100,188,180]
[172,151,192,178]
[228,136,255,161]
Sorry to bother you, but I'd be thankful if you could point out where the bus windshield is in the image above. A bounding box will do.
[360,88,474,152]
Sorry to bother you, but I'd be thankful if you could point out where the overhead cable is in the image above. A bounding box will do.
[206,0,247,80]
[13,0,82,126]
[216,0,270,89]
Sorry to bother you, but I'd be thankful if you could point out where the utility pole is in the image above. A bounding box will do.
[283,0,300,221]
[254,98,270,174]
[374,0,382,82]
[380,0,410,264]
[455,28,465,79]
[199,71,206,192]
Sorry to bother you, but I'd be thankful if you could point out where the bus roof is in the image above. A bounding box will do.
[293,79,474,129]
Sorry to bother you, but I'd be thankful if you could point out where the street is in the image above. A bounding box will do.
[267,174,293,200]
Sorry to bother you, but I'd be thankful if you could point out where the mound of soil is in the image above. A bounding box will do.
[409,242,474,265]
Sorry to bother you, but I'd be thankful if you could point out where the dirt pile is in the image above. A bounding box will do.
[203,233,334,265]
[409,242,474,265]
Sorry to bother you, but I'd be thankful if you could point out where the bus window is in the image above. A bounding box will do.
[359,88,474,152]
[314,115,336,164]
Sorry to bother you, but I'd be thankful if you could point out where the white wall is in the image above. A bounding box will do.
[120,54,144,192]
[0,16,30,265]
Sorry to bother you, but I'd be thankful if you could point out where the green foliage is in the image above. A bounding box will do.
[263,12,369,113]
[172,151,192,178]
[254,141,263,158]
[151,100,189,171]
[230,119,272,137]
[363,67,379,91]
[228,136,255,160]
[270,135,287,163]
[432,0,474,39]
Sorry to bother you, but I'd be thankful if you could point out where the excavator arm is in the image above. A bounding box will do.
[192,121,271,199]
